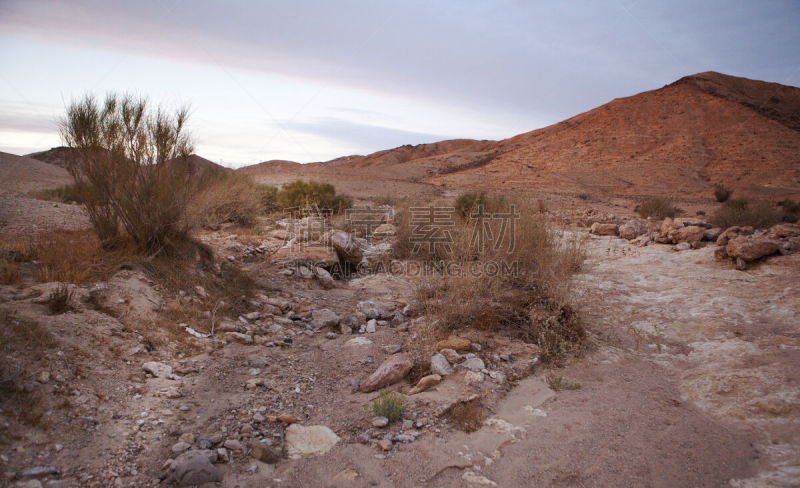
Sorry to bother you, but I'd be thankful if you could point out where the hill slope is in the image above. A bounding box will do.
[242,72,800,200]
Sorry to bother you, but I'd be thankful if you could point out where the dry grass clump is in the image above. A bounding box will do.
[454,191,509,219]
[187,169,270,229]
[546,373,581,391]
[34,230,136,284]
[415,198,586,364]
[0,258,21,285]
[47,283,75,314]
[30,183,84,204]
[0,310,56,421]
[711,199,787,229]
[635,197,681,219]
[713,183,732,203]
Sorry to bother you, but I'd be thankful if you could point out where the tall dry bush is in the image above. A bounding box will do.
[415,198,586,364]
[61,94,194,253]
[711,198,786,229]
[187,169,270,228]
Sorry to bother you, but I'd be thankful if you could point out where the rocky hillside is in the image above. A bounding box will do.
[243,72,800,201]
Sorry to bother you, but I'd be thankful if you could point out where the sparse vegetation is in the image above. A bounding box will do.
[277,180,351,214]
[30,183,84,204]
[635,197,681,219]
[188,169,266,228]
[61,93,194,253]
[546,373,581,391]
[713,183,732,203]
[711,198,785,229]
[415,198,586,365]
[0,258,21,285]
[368,389,403,422]
[454,191,509,219]
[47,283,74,314]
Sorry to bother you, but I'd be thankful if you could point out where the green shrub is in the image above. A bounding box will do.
[711,199,785,229]
[713,183,732,203]
[546,374,581,391]
[277,180,351,214]
[635,197,680,219]
[256,184,279,213]
[368,389,403,422]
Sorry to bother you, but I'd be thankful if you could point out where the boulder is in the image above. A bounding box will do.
[171,450,221,486]
[311,308,339,330]
[703,227,723,241]
[668,225,706,244]
[250,441,282,464]
[142,362,173,378]
[358,353,413,392]
[726,237,780,262]
[284,424,340,458]
[590,222,618,236]
[716,226,754,247]
[618,219,645,240]
[328,230,363,265]
[360,242,394,270]
[430,353,454,376]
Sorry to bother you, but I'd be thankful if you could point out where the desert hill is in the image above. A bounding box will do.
[26,146,229,175]
[0,151,72,195]
[242,72,800,201]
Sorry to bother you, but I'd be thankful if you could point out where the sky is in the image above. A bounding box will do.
[1,1,798,168]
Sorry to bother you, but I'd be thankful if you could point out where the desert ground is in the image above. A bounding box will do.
[1,72,799,488]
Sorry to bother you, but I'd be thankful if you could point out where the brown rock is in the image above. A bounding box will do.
[408,374,442,395]
[277,414,297,424]
[669,225,706,244]
[590,222,618,236]
[618,219,645,240]
[436,337,472,352]
[726,237,780,262]
[439,348,461,364]
[378,439,393,451]
[358,353,413,393]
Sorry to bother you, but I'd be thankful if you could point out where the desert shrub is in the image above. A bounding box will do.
[711,199,784,229]
[368,389,403,422]
[635,197,681,219]
[713,183,732,203]
[277,180,351,214]
[187,169,263,228]
[30,183,84,204]
[415,199,586,364]
[0,258,21,285]
[778,199,800,222]
[256,184,280,213]
[454,191,509,219]
[61,93,194,253]
[546,374,581,391]
[47,283,74,314]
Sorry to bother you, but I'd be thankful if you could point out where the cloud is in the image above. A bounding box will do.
[283,117,449,154]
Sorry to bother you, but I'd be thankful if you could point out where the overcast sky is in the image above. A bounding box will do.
[1,1,798,167]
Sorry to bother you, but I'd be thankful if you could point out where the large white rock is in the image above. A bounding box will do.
[285,424,340,458]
